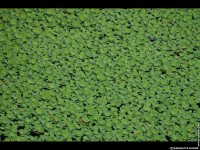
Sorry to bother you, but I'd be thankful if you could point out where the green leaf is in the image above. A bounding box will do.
[36,108,42,114]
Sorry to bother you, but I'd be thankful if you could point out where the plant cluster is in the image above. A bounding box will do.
[0,9,200,141]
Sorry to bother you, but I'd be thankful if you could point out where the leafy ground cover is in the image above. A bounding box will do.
[0,9,200,141]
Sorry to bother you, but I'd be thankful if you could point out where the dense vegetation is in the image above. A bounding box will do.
[0,9,200,141]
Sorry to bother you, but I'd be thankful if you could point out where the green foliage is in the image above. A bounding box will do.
[0,9,200,142]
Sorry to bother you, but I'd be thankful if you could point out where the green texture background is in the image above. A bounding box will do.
[0,9,200,141]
